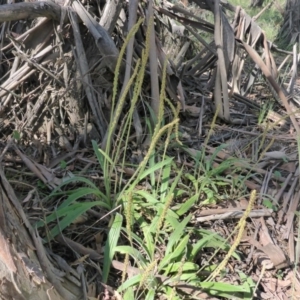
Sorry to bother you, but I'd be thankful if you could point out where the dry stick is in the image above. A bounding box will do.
[186,25,217,55]
[282,190,300,240]
[1,55,20,106]
[258,163,279,205]
[287,44,298,95]
[277,174,298,226]
[194,209,272,222]
[253,1,274,21]
[214,0,230,121]
[1,18,50,52]
[99,0,123,35]
[146,0,160,145]
[69,10,105,138]
[242,41,300,135]
[72,0,119,74]
[246,223,261,264]
[274,173,293,204]
[0,21,7,64]
[121,0,139,134]
[174,41,190,67]
[289,222,295,262]
[13,145,61,189]
[0,45,53,99]
[0,2,63,22]
[12,50,64,87]
[124,0,143,144]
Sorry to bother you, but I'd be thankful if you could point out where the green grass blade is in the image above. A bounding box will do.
[58,176,99,189]
[163,261,199,274]
[176,194,199,216]
[123,287,134,300]
[139,157,173,181]
[163,168,183,202]
[148,152,156,187]
[92,140,114,169]
[164,214,191,257]
[121,229,152,261]
[114,245,148,267]
[44,201,111,241]
[194,228,240,260]
[145,289,155,300]
[198,281,252,298]
[165,212,179,229]
[57,187,107,210]
[102,213,123,283]
[190,235,215,260]
[135,190,159,204]
[118,274,142,292]
[160,159,171,198]
[159,234,189,269]
[35,194,111,229]
[92,140,114,196]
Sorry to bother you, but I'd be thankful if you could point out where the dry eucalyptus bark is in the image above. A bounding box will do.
[0,166,82,300]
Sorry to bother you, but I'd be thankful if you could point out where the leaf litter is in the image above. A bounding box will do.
[0,0,299,299]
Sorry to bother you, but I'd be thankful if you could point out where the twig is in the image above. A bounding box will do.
[194,209,272,222]
[253,1,274,21]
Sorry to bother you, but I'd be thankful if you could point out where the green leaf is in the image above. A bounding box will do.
[92,140,113,196]
[184,174,198,192]
[198,281,252,298]
[123,287,135,300]
[60,160,67,169]
[163,262,198,274]
[192,229,240,260]
[114,245,148,268]
[145,289,155,300]
[43,201,110,240]
[35,190,110,229]
[176,194,199,216]
[238,271,255,295]
[142,225,155,259]
[165,213,179,229]
[57,187,107,210]
[135,190,159,204]
[164,215,191,257]
[103,213,123,283]
[118,274,142,292]
[148,152,156,187]
[139,157,173,180]
[13,130,20,140]
[160,160,171,198]
[160,234,189,269]
[262,199,275,210]
[121,229,152,261]
[92,140,114,170]
[59,176,99,189]
[163,168,183,202]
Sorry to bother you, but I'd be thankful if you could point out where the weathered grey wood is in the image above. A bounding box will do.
[0,2,64,22]
[100,0,123,35]
[0,166,82,300]
[72,0,119,74]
